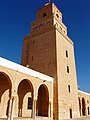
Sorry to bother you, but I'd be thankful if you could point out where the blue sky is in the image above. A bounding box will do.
[0,0,90,92]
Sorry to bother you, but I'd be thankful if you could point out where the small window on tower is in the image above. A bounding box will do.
[33,41,35,45]
[56,14,59,18]
[60,27,62,31]
[68,85,71,93]
[67,66,69,73]
[32,56,33,61]
[43,12,47,17]
[66,50,68,57]
[87,100,89,104]
[70,108,72,118]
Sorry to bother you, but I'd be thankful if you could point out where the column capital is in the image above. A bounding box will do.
[33,95,38,100]
[11,91,18,97]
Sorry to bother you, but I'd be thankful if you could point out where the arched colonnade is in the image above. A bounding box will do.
[0,69,53,119]
[78,97,90,117]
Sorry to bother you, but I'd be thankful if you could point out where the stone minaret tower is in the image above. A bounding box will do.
[21,3,80,120]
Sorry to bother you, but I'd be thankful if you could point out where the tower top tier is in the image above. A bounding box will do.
[30,3,68,38]
[37,3,62,22]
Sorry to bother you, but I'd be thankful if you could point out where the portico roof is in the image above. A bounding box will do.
[0,57,53,82]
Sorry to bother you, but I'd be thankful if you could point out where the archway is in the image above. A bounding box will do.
[17,79,34,117]
[0,72,12,117]
[37,84,49,117]
[82,97,86,116]
[78,97,81,116]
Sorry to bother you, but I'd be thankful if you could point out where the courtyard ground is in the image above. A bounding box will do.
[0,116,90,120]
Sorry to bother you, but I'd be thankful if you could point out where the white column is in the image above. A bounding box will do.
[7,96,15,120]
[81,99,82,116]
[10,97,15,120]
[32,100,37,119]
[48,101,51,118]
[7,98,12,120]
[51,100,53,119]
[32,100,34,118]
[0,103,1,117]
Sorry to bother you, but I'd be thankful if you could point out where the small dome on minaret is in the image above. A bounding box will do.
[44,3,50,6]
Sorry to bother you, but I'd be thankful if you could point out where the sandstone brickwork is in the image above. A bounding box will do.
[21,3,80,120]
[0,2,90,120]
[0,58,53,119]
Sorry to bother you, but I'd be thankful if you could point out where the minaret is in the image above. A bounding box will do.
[21,3,80,119]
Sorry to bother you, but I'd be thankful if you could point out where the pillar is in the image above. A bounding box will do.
[81,99,82,116]
[7,98,12,120]
[0,103,1,116]
[10,97,15,120]
[79,98,82,116]
[32,100,37,119]
[51,100,53,119]
[48,101,51,118]
[7,91,18,120]
[48,97,53,119]
[11,91,18,117]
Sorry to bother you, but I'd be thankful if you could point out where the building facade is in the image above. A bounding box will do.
[0,2,90,120]
[0,57,53,119]
[21,3,80,119]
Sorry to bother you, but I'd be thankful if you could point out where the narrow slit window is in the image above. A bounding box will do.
[70,108,72,118]
[66,50,68,57]
[32,56,33,61]
[68,85,71,93]
[88,107,90,115]
[67,66,69,73]
[43,12,47,17]
[33,41,35,45]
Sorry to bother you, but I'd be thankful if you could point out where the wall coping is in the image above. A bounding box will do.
[78,90,90,96]
[0,57,53,82]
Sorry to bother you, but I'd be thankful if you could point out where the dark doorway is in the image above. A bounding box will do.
[17,79,33,117]
[37,84,49,117]
[0,72,12,117]
[82,98,86,116]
